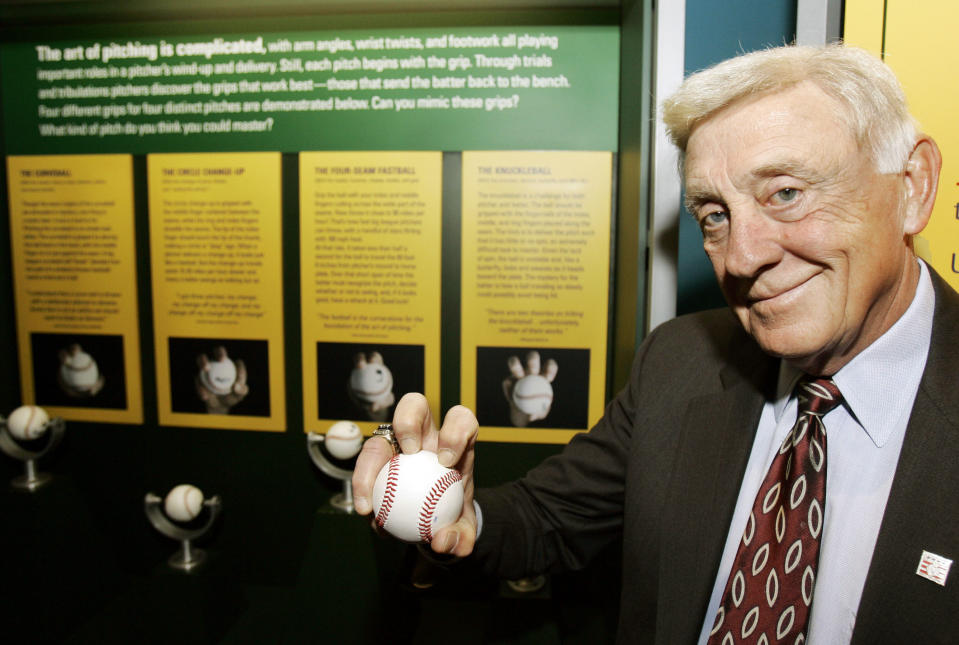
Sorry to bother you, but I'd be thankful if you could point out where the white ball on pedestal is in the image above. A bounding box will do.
[5,405,50,441]
[164,484,205,522]
[325,421,363,460]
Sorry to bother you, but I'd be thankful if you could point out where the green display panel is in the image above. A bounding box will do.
[1,25,618,153]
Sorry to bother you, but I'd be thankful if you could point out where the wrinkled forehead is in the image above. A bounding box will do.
[683,83,858,183]
[684,81,857,151]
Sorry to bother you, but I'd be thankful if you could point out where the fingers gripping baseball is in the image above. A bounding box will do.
[352,431,397,516]
[432,496,478,557]
[423,404,479,555]
[392,392,437,456]
[503,351,558,426]
[352,393,436,516]
[353,396,479,557]
[430,404,473,468]
[388,394,479,468]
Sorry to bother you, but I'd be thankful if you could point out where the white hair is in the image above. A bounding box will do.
[661,44,917,173]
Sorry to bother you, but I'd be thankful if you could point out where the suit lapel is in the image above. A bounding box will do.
[658,346,776,644]
[851,271,959,643]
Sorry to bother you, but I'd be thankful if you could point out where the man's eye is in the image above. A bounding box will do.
[698,210,728,236]
[772,187,800,203]
[702,210,728,226]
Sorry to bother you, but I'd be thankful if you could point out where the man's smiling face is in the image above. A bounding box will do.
[683,81,920,375]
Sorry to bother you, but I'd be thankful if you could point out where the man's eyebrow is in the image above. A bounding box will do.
[750,160,825,183]
[683,188,720,214]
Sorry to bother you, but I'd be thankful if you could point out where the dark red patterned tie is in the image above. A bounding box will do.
[707,378,843,645]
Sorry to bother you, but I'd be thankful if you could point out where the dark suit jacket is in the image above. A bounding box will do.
[474,268,959,644]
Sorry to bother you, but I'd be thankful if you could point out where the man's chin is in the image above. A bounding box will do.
[752,333,833,373]
[742,319,819,363]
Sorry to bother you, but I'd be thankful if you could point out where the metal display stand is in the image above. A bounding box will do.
[0,415,66,491]
[306,432,355,513]
[144,492,222,572]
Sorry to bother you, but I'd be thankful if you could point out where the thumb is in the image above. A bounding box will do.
[432,510,477,558]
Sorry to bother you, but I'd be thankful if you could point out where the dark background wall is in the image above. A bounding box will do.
[0,1,796,643]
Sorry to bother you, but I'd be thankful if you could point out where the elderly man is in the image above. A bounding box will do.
[353,44,958,644]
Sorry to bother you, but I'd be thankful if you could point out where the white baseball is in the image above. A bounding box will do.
[350,359,393,405]
[512,374,554,417]
[324,420,362,460]
[5,405,50,440]
[372,450,464,543]
[164,484,205,522]
[201,356,237,395]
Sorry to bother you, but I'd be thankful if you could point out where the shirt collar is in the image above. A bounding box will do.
[773,259,935,447]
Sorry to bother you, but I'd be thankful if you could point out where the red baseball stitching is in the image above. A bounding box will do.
[375,456,401,528]
[26,407,37,438]
[418,470,462,542]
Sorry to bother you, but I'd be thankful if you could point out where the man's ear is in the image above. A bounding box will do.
[902,135,942,235]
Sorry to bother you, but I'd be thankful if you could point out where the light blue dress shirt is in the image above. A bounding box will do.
[698,260,936,643]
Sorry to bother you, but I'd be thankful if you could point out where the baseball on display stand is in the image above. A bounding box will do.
[164,484,205,522]
[5,405,50,441]
[372,450,464,543]
[324,420,363,460]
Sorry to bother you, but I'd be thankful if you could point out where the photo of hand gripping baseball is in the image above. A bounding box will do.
[502,350,558,427]
[195,346,249,414]
[351,393,480,558]
[348,351,396,422]
[57,342,106,398]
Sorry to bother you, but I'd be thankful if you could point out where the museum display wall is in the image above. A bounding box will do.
[0,1,798,642]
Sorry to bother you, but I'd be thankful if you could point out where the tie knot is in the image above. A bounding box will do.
[797,377,843,416]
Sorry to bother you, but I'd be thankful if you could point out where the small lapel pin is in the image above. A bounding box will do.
[916,550,952,586]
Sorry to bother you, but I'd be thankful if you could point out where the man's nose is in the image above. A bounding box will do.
[722,206,782,278]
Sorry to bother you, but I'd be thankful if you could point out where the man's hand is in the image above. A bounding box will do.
[352,392,479,557]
